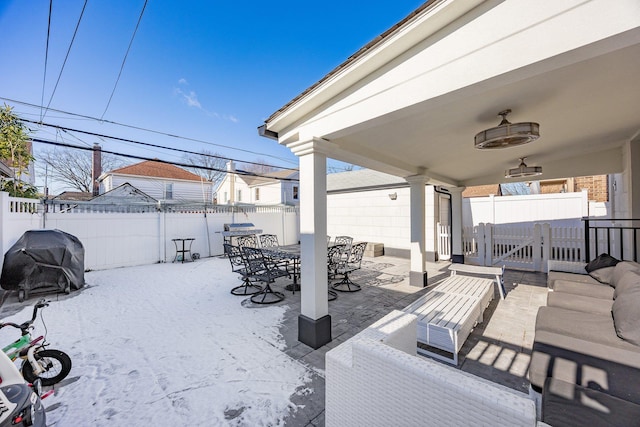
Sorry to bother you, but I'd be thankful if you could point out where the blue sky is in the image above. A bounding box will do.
[0,0,424,189]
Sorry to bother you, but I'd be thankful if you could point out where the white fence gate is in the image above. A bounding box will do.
[460,223,584,272]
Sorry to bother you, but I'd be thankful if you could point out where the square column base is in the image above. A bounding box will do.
[298,314,332,349]
[410,271,428,288]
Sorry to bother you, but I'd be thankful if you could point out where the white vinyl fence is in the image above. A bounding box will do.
[462,223,586,271]
[0,193,299,271]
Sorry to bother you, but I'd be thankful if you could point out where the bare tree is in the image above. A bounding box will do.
[239,158,277,175]
[182,150,227,186]
[37,147,126,193]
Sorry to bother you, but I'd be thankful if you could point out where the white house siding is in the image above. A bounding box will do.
[106,175,213,202]
[327,186,442,258]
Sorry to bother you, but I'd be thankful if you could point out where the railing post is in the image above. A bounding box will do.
[484,223,493,266]
[583,217,590,262]
[541,223,550,272]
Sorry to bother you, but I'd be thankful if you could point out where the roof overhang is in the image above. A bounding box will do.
[261,0,640,187]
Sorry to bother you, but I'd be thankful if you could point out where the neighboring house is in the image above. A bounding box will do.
[98,160,214,203]
[463,175,609,201]
[216,168,299,205]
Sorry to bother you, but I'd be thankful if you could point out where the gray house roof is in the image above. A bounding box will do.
[327,169,406,192]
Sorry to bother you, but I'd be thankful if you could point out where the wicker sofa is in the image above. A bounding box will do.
[326,310,538,427]
[529,258,640,426]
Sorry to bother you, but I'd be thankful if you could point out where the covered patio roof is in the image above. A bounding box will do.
[258,0,640,350]
[261,0,640,187]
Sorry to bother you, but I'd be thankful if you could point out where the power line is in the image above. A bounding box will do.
[101,0,148,120]
[25,118,296,172]
[31,137,300,182]
[3,96,298,166]
[40,0,53,122]
[42,0,89,120]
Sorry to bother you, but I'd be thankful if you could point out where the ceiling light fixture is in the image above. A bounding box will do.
[475,109,540,149]
[505,157,542,178]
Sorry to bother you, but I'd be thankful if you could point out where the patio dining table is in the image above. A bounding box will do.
[261,244,301,292]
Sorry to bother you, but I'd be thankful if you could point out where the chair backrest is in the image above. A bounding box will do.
[241,246,266,273]
[223,243,245,272]
[334,236,353,249]
[259,234,279,248]
[347,242,367,267]
[236,234,259,248]
[327,244,347,270]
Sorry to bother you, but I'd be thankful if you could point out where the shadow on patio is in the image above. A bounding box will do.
[278,257,547,426]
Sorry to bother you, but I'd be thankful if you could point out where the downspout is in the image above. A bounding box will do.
[434,186,453,258]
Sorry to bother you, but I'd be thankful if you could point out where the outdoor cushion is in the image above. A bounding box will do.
[585,253,620,273]
[611,261,640,288]
[613,270,640,299]
[547,271,601,290]
[542,377,640,427]
[612,282,640,345]
[552,279,614,300]
[535,307,628,349]
[530,329,640,402]
[546,291,612,315]
[588,266,615,284]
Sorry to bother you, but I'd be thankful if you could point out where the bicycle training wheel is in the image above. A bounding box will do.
[22,349,72,386]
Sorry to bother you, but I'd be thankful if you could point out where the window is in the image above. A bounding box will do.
[255,188,260,201]
[293,186,299,200]
[224,192,228,203]
[237,190,242,201]
[164,183,173,200]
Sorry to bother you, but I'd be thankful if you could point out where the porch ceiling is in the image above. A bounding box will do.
[264,0,640,188]
[324,41,640,186]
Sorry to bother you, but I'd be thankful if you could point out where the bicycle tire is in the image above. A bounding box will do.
[22,349,72,386]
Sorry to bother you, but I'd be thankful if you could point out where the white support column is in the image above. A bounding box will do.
[289,138,331,349]
[406,175,428,287]
[449,187,465,263]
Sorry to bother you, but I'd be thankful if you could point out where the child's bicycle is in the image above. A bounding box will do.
[0,299,72,386]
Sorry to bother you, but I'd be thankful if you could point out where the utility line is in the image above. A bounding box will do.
[24,118,296,172]
[31,137,300,182]
[3,96,297,166]
[40,0,53,122]
[42,0,88,120]
[101,0,148,120]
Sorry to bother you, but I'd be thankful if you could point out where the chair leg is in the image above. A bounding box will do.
[231,277,263,296]
[331,272,361,292]
[250,283,285,304]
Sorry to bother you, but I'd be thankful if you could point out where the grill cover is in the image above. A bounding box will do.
[1,229,85,292]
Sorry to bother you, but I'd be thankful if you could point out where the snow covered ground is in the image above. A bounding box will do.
[0,258,315,426]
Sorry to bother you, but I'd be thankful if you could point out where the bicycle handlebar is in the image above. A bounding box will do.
[0,299,49,333]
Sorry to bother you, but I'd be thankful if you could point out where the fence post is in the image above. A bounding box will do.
[484,223,493,266]
[583,217,590,262]
[542,223,551,272]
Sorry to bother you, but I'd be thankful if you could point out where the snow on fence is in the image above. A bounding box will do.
[0,193,299,271]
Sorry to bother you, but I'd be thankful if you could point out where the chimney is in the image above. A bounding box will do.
[92,143,102,196]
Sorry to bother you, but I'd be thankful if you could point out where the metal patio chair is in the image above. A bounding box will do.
[223,243,263,296]
[332,242,367,292]
[327,244,346,301]
[235,234,259,248]
[242,246,288,304]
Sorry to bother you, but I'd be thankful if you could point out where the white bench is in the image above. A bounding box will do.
[449,263,506,299]
[403,273,494,364]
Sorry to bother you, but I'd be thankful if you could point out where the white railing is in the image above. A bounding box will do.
[437,223,451,260]
[456,223,585,271]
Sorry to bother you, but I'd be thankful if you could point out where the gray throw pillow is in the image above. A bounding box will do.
[585,253,620,273]
[613,270,640,299]
[611,261,640,288]
[612,282,640,345]
[588,266,615,284]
